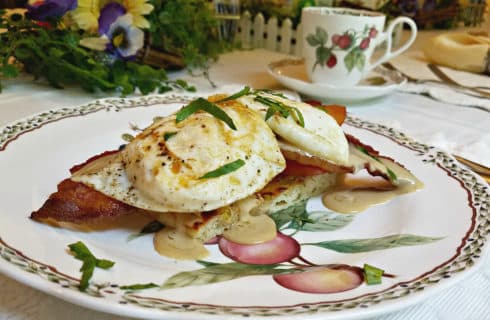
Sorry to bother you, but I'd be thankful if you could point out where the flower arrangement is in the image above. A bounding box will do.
[0,0,228,94]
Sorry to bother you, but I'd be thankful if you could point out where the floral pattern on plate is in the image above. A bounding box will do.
[0,94,488,319]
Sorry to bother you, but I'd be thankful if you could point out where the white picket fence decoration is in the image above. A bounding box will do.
[233,11,403,57]
[235,11,304,57]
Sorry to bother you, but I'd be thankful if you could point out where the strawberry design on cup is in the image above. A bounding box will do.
[359,38,370,50]
[326,54,337,68]
[306,25,378,73]
[369,27,378,39]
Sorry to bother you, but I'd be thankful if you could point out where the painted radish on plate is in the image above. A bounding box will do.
[219,233,300,265]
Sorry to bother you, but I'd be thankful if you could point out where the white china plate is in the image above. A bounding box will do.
[267,58,407,102]
[0,94,488,320]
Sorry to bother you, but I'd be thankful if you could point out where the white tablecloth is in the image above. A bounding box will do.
[0,46,489,320]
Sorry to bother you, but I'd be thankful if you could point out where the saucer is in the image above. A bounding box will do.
[267,58,407,102]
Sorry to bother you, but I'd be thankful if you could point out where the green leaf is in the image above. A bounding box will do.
[1,64,19,78]
[48,47,64,59]
[69,241,94,261]
[13,47,32,60]
[291,211,354,232]
[344,49,356,72]
[79,259,95,291]
[270,201,354,232]
[121,133,134,142]
[176,98,237,130]
[355,51,366,71]
[68,241,115,291]
[217,86,251,102]
[199,159,245,179]
[315,27,327,45]
[164,132,177,141]
[306,34,320,46]
[291,107,305,127]
[161,262,295,289]
[316,46,330,66]
[95,259,115,269]
[386,168,398,181]
[363,264,384,285]
[269,200,308,229]
[305,234,443,253]
[120,283,159,291]
[127,220,165,241]
[253,95,304,127]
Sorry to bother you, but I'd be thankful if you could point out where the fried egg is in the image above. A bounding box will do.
[238,93,349,166]
[71,101,285,212]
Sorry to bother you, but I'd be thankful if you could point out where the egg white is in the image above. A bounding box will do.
[71,102,285,212]
[238,93,349,166]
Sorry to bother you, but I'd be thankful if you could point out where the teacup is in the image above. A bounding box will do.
[301,7,417,86]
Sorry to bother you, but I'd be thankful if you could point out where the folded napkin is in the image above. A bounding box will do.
[388,50,490,109]
[399,81,490,112]
[390,51,490,89]
[423,32,490,75]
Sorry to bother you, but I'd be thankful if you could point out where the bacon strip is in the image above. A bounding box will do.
[30,179,136,223]
[346,133,403,182]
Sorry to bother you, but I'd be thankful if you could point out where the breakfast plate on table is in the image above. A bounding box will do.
[0,94,488,320]
[267,58,407,102]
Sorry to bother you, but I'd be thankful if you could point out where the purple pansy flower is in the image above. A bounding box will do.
[98,2,127,35]
[398,0,419,17]
[105,14,144,59]
[26,0,77,21]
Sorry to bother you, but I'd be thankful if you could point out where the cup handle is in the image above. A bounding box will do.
[368,17,418,71]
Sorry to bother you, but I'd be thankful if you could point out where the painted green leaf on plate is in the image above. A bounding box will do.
[161,262,295,289]
[291,211,355,232]
[269,200,308,229]
[306,234,443,253]
[270,201,354,232]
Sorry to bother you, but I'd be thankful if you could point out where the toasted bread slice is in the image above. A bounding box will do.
[152,172,337,241]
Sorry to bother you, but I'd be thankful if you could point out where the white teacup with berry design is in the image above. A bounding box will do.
[301,7,417,86]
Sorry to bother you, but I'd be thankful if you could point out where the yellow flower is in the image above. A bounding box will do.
[70,0,109,32]
[122,0,153,29]
[70,0,153,32]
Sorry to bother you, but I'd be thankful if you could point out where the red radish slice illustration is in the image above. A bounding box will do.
[273,265,363,293]
[219,233,300,265]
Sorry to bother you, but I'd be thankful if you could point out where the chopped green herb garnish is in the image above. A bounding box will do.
[68,241,115,291]
[164,132,177,141]
[254,95,305,127]
[217,86,251,102]
[386,168,397,181]
[128,220,165,241]
[356,145,398,181]
[255,89,288,99]
[129,122,143,132]
[120,283,159,291]
[363,263,384,285]
[176,98,237,130]
[121,133,135,142]
[199,159,245,179]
